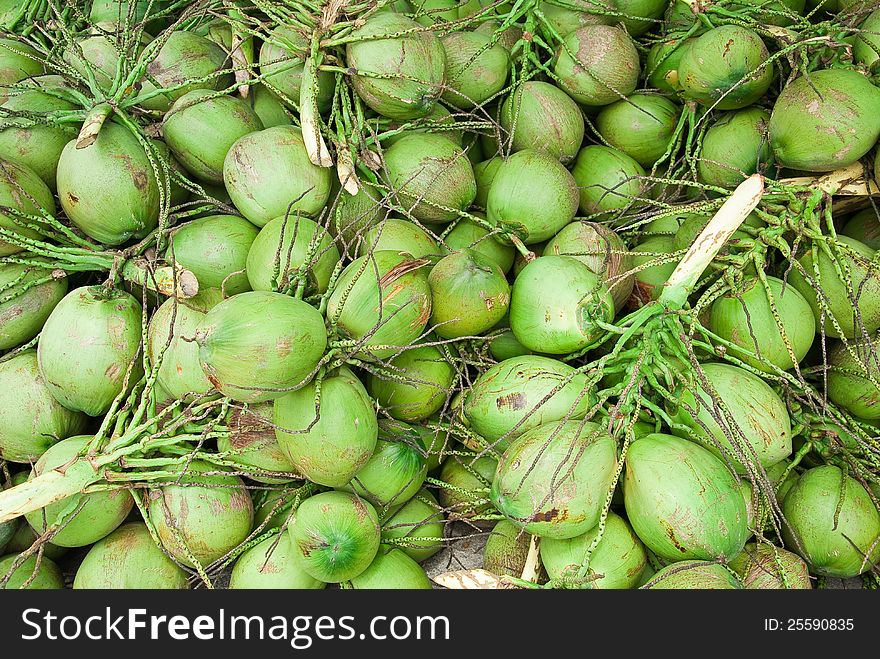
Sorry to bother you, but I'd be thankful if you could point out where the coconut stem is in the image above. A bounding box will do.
[120,258,199,299]
[659,174,764,309]
[0,460,99,524]
[779,163,880,196]
[520,534,541,583]
[75,102,112,149]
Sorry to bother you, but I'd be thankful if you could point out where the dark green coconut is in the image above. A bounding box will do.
[288,490,381,583]
[698,107,773,188]
[595,93,682,168]
[367,343,455,422]
[678,25,774,110]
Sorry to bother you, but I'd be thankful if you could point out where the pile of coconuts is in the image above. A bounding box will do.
[0,0,878,591]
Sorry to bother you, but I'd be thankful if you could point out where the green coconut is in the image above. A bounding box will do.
[148,460,253,568]
[367,344,455,421]
[164,89,263,184]
[250,84,291,128]
[570,145,647,221]
[487,149,579,244]
[728,542,812,589]
[499,82,584,165]
[0,263,65,350]
[510,255,615,354]
[842,209,880,249]
[0,554,63,589]
[0,350,86,463]
[346,13,446,121]
[595,93,682,168]
[0,158,55,256]
[644,561,743,589]
[412,0,458,24]
[645,38,694,94]
[289,490,381,583]
[438,453,497,518]
[25,435,133,547]
[223,125,333,226]
[381,488,445,562]
[855,10,880,72]
[492,420,618,539]
[537,0,605,40]
[769,69,880,172]
[252,484,305,531]
[167,214,258,296]
[73,522,190,589]
[441,31,509,110]
[679,26,773,110]
[787,235,880,339]
[138,31,230,112]
[473,157,502,210]
[0,82,78,189]
[698,107,773,188]
[359,218,439,260]
[669,362,792,473]
[349,545,432,588]
[442,217,514,273]
[229,533,325,589]
[383,133,476,224]
[217,402,298,483]
[827,336,880,420]
[464,355,593,451]
[274,366,378,487]
[62,25,146,94]
[483,519,531,577]
[544,221,635,312]
[553,25,640,107]
[326,250,432,360]
[331,185,386,246]
[147,290,222,400]
[631,235,678,303]
[259,26,334,112]
[195,290,327,403]
[246,214,340,294]
[488,326,532,361]
[37,286,143,416]
[89,0,168,24]
[782,465,880,577]
[429,249,510,338]
[0,39,42,101]
[709,275,815,372]
[540,511,648,589]
[380,103,463,149]
[604,0,670,35]
[344,429,427,509]
[624,433,750,561]
[57,122,159,245]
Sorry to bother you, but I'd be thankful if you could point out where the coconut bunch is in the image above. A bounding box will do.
[0,0,878,592]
